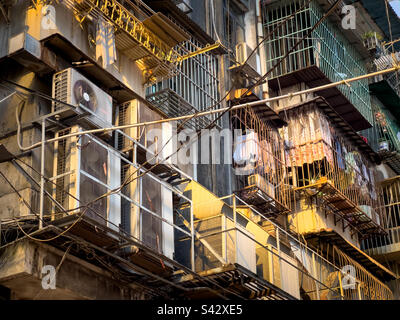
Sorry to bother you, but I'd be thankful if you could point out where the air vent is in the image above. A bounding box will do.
[52,68,113,129]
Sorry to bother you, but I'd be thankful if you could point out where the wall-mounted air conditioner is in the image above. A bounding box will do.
[248,174,275,199]
[257,243,300,299]
[120,162,174,260]
[52,126,121,231]
[52,68,113,129]
[177,214,257,273]
[235,42,260,75]
[116,100,173,165]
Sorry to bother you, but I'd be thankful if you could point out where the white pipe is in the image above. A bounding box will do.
[17,65,400,151]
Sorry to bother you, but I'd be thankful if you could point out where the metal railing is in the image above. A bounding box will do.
[52,0,182,81]
[232,106,293,215]
[174,193,393,300]
[371,50,400,98]
[374,98,400,154]
[146,89,213,130]
[41,125,196,269]
[262,0,373,125]
[146,30,222,128]
[288,138,384,232]
[362,176,400,256]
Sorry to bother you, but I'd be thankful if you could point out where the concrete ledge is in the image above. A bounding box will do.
[0,239,146,300]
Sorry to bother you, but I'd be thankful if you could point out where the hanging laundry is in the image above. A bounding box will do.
[361,163,370,182]
[233,131,259,172]
[344,151,355,183]
[96,18,117,69]
[287,106,334,167]
[259,139,276,177]
[335,139,346,170]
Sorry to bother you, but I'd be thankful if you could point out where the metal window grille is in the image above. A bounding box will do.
[146,16,221,129]
[362,176,400,257]
[262,0,373,125]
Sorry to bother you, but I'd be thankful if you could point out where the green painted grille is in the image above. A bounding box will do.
[262,0,373,125]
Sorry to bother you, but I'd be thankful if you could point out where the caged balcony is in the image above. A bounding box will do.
[45,0,190,82]
[362,176,400,259]
[146,34,222,129]
[146,88,213,130]
[262,0,373,131]
[173,186,393,300]
[369,49,400,121]
[362,97,400,175]
[231,106,293,219]
[281,103,386,238]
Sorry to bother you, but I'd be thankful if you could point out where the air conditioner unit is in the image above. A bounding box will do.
[248,174,275,200]
[120,162,174,260]
[52,126,121,231]
[256,244,300,299]
[52,68,113,130]
[116,100,173,165]
[235,42,260,75]
[176,214,257,273]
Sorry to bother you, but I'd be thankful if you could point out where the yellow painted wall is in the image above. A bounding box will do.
[288,198,360,248]
[184,181,271,253]
[184,181,300,295]
[184,181,226,220]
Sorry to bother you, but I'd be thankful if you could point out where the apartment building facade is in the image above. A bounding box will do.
[0,0,399,300]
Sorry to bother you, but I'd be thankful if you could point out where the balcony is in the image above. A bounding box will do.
[146,88,212,130]
[49,0,190,82]
[146,34,222,128]
[289,139,385,236]
[369,50,400,123]
[281,103,385,237]
[363,176,400,260]
[174,187,393,300]
[231,105,292,219]
[262,0,373,131]
[372,97,400,174]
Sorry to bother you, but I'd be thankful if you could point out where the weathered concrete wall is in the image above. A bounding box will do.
[270,82,314,111]
[376,164,397,182]
[1,2,145,98]
[0,61,54,220]
[188,0,207,33]
[0,239,147,300]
